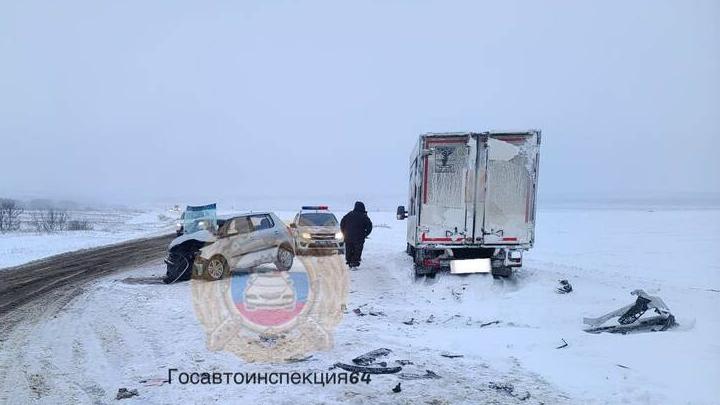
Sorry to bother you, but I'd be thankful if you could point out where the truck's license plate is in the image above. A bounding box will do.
[450,258,491,274]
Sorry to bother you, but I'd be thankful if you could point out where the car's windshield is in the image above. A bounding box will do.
[183,204,217,233]
[298,213,337,226]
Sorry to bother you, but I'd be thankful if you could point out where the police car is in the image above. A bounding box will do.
[289,206,345,255]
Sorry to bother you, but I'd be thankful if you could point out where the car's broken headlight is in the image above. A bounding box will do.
[335,232,344,240]
[301,232,312,239]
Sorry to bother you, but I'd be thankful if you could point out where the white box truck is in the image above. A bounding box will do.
[397,130,541,277]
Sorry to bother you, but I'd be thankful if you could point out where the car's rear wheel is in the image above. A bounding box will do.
[275,246,294,271]
[204,255,228,281]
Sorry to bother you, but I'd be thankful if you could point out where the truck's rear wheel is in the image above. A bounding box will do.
[491,266,512,278]
[413,248,438,277]
[406,244,416,257]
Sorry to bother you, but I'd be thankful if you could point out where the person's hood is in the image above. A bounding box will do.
[353,201,366,213]
[169,229,216,249]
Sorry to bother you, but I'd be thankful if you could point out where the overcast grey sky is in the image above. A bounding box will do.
[1,0,718,207]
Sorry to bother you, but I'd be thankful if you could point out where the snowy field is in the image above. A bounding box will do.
[0,209,178,269]
[0,207,718,404]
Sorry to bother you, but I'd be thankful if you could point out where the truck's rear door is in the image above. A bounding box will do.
[480,132,540,246]
[419,135,474,244]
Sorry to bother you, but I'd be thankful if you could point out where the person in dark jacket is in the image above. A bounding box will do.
[340,201,372,268]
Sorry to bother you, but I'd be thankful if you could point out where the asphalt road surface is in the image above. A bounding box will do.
[0,234,174,318]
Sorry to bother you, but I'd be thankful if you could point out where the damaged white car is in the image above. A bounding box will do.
[164,211,295,283]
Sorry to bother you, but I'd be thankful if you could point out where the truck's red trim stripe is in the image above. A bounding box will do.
[494,135,529,144]
[421,233,465,242]
[502,237,518,241]
[425,138,467,145]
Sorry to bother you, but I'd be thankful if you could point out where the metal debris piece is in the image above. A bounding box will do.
[440,352,463,358]
[584,289,677,334]
[556,279,573,294]
[116,388,139,400]
[489,382,514,395]
[392,383,402,393]
[451,286,466,301]
[480,320,500,328]
[442,314,462,324]
[352,348,392,366]
[402,318,416,325]
[555,338,569,349]
[139,378,168,387]
[333,362,402,374]
[395,360,413,366]
[285,355,313,363]
[426,315,435,323]
[398,370,442,380]
[353,307,366,316]
[488,382,530,401]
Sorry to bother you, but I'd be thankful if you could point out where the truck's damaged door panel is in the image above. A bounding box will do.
[480,133,540,246]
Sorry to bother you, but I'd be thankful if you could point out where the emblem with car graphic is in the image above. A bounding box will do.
[191,255,348,362]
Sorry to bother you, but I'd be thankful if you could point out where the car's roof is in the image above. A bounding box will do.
[223,211,273,219]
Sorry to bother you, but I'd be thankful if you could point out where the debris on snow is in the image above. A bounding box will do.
[352,304,370,316]
[584,289,677,334]
[616,364,631,369]
[392,383,402,393]
[450,285,467,301]
[285,355,313,363]
[116,388,139,400]
[488,382,531,401]
[139,378,168,387]
[352,348,392,366]
[426,314,435,323]
[440,352,463,359]
[488,382,514,395]
[402,318,416,325]
[398,370,442,380]
[334,362,402,374]
[556,279,573,294]
[395,360,414,366]
[442,314,462,324]
[518,391,531,401]
[555,339,569,349]
[479,320,500,328]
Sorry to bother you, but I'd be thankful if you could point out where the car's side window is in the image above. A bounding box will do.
[236,217,253,234]
[249,214,274,231]
[225,219,238,235]
[226,217,252,236]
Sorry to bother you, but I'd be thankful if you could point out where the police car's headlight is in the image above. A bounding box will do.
[335,232,344,240]
[301,232,312,239]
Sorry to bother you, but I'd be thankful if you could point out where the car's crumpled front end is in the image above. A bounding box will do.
[163,230,217,283]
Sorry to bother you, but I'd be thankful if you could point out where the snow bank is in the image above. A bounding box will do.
[0,209,176,269]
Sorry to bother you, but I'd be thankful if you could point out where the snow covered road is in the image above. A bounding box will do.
[0,208,718,404]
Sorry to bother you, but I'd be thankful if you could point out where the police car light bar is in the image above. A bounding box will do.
[302,206,328,210]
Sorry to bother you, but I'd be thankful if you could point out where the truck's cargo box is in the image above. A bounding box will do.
[398,130,541,276]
